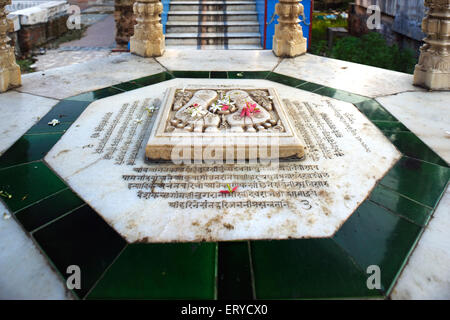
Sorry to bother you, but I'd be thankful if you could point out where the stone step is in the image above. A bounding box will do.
[167,11,258,22]
[166,21,260,33]
[166,44,263,50]
[169,0,255,2]
[169,2,256,11]
[165,32,261,45]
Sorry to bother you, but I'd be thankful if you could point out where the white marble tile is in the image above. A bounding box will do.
[391,185,450,300]
[0,91,58,155]
[274,53,425,98]
[0,201,72,300]
[17,53,165,100]
[156,49,281,71]
[377,91,450,164]
[44,78,400,243]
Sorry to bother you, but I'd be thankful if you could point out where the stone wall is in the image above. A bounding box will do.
[7,1,69,57]
[347,0,426,55]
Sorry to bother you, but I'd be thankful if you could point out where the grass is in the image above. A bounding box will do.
[16,58,35,74]
[309,13,417,74]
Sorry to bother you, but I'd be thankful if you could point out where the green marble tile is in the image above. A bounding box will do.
[210,71,228,79]
[87,242,216,299]
[171,71,210,78]
[15,188,84,232]
[68,87,124,102]
[380,156,450,208]
[26,122,73,135]
[26,100,91,133]
[314,87,369,104]
[0,162,67,212]
[217,241,253,300]
[372,121,409,133]
[266,73,308,88]
[333,201,423,295]
[353,100,397,121]
[384,132,448,167]
[132,72,175,86]
[227,71,270,79]
[296,82,324,92]
[0,133,62,169]
[369,185,433,227]
[251,238,381,299]
[32,205,126,299]
[111,81,142,91]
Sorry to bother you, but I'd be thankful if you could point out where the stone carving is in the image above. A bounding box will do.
[130,0,165,57]
[0,0,21,92]
[272,0,307,57]
[146,86,305,161]
[165,89,284,134]
[414,0,450,90]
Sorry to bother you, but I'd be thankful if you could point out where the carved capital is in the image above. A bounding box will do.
[414,0,450,90]
[272,0,307,58]
[0,0,21,92]
[130,0,165,57]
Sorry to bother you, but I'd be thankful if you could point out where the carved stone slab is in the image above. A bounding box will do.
[146,86,305,161]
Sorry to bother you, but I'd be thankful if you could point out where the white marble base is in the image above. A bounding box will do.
[377,91,450,164]
[17,53,165,100]
[155,49,280,71]
[0,201,72,300]
[45,78,400,243]
[274,54,425,98]
[391,185,450,300]
[0,91,58,155]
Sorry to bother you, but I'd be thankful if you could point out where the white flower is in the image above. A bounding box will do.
[3,212,11,220]
[188,107,206,119]
[134,118,143,124]
[48,119,60,126]
[209,104,222,113]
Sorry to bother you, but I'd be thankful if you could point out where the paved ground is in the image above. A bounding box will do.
[32,1,118,71]
[61,14,116,48]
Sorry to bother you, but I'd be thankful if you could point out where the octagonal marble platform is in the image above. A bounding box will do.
[44,78,400,243]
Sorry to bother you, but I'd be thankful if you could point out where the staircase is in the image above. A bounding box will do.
[165,0,262,49]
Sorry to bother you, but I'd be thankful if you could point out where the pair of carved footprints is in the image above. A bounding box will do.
[169,90,277,133]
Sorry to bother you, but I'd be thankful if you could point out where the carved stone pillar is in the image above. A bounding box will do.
[130,0,165,57]
[414,0,450,90]
[272,0,307,57]
[0,0,21,92]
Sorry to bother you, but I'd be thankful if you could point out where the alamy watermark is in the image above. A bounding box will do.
[367,5,382,30]
[366,265,381,290]
[66,5,81,30]
[66,265,81,290]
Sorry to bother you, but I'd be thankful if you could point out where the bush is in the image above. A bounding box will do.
[330,32,416,74]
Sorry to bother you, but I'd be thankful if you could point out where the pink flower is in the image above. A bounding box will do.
[240,102,260,118]
[220,184,238,194]
[221,105,229,111]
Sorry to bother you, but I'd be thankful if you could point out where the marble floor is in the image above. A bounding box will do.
[0,50,448,299]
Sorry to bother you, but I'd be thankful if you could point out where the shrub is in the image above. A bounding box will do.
[330,32,416,74]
